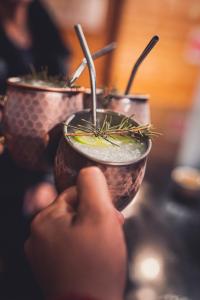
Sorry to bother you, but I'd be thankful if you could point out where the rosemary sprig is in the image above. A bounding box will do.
[21,66,80,88]
[64,115,160,143]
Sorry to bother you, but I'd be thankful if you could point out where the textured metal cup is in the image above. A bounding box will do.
[3,77,84,170]
[106,93,150,125]
[83,88,104,109]
[54,109,151,211]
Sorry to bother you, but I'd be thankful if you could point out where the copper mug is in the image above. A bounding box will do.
[105,93,150,125]
[54,109,151,211]
[83,88,105,109]
[1,77,84,170]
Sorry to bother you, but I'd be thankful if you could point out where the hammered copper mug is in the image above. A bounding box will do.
[54,109,151,211]
[105,93,150,125]
[2,77,84,170]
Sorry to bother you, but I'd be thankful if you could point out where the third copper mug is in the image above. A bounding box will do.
[105,93,150,125]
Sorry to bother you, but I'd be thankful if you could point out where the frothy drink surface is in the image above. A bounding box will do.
[69,133,147,163]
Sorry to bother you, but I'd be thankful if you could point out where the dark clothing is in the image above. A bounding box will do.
[0,2,70,298]
[0,0,70,93]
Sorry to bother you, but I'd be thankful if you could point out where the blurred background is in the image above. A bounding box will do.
[1,0,200,299]
[43,0,200,193]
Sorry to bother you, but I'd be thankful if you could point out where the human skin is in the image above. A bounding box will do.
[25,167,127,300]
[23,182,57,216]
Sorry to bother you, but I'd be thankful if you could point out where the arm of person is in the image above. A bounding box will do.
[25,167,127,300]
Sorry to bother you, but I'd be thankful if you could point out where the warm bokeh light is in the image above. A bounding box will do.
[139,256,161,280]
[130,249,164,284]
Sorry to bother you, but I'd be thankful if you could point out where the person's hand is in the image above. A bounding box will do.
[25,167,127,300]
[23,182,57,217]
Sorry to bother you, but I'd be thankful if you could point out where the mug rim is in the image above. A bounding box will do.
[7,77,84,93]
[63,109,152,166]
[109,93,149,101]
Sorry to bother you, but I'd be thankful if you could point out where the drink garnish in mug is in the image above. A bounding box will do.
[64,115,159,163]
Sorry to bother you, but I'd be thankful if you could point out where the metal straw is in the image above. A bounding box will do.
[125,35,159,95]
[69,42,116,85]
[74,24,97,127]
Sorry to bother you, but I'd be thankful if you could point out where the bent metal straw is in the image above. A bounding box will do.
[125,35,159,95]
[74,24,97,127]
[69,42,116,85]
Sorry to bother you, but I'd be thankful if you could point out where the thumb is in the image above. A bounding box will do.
[77,166,114,219]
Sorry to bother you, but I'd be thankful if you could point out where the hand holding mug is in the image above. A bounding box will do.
[25,167,127,300]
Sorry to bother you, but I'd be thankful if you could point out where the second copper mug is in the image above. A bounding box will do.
[2,77,84,170]
[105,93,150,125]
[54,109,151,211]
